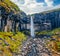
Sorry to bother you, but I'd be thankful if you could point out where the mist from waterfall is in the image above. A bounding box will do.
[30,16,35,37]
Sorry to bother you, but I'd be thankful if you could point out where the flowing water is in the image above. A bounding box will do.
[20,38,52,56]
[30,16,35,38]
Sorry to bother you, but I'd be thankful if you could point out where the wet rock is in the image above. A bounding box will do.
[19,38,52,56]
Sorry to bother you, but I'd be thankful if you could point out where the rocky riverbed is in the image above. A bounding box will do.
[17,38,52,56]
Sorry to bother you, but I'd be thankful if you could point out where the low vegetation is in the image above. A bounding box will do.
[36,28,60,35]
[0,32,27,56]
[44,28,60,53]
[36,28,60,53]
[0,0,20,12]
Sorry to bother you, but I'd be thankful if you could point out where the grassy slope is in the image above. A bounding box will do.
[0,32,27,56]
[32,8,60,15]
[4,0,20,11]
[42,8,60,14]
[0,0,20,12]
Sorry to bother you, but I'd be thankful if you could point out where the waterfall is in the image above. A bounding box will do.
[30,16,35,37]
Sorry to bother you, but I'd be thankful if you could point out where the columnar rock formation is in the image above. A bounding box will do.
[0,0,26,32]
[0,0,60,32]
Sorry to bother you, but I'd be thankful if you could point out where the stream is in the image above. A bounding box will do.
[20,38,52,56]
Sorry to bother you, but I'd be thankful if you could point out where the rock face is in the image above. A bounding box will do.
[33,9,60,31]
[0,0,60,32]
[0,0,27,32]
[14,9,60,32]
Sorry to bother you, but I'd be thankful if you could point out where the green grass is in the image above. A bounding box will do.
[0,32,27,56]
[4,0,20,11]
[56,42,60,50]
[36,28,60,35]
[0,0,20,12]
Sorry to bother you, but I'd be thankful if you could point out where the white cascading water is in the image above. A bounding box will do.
[30,16,35,37]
